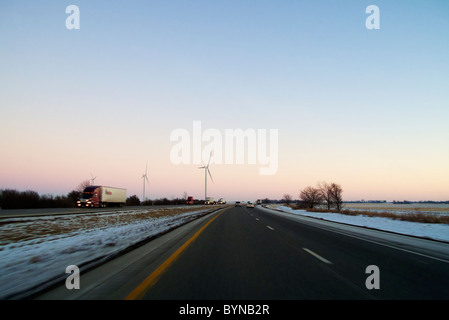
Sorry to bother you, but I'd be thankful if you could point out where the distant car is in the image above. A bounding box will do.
[246,201,255,208]
[235,201,241,207]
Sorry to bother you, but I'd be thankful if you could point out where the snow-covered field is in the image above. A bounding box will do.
[272,205,449,243]
[0,206,217,299]
[344,202,449,216]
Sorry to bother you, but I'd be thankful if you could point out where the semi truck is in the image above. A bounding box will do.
[77,186,127,208]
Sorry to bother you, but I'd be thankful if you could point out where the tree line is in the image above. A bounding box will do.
[0,189,205,209]
[0,189,79,209]
[0,180,93,209]
[0,183,204,210]
[125,195,203,206]
[283,181,344,211]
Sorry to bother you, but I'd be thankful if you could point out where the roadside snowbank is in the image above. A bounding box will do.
[274,205,449,243]
[0,207,214,299]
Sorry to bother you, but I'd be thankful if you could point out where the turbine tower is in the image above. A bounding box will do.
[142,163,149,203]
[198,152,213,201]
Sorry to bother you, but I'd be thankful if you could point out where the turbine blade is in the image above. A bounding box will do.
[207,168,213,183]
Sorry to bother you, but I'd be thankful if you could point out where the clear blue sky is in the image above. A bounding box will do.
[1,1,448,201]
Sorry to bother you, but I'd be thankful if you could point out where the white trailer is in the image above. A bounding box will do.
[78,186,127,208]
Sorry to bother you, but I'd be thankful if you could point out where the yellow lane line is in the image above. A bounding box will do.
[125,208,227,300]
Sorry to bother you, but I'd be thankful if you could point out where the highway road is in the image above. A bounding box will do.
[36,205,449,300]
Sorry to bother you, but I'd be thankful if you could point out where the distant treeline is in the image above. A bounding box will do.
[346,200,449,204]
[0,189,79,209]
[344,200,387,203]
[0,189,208,210]
[126,195,204,206]
[392,200,449,204]
[4,188,446,210]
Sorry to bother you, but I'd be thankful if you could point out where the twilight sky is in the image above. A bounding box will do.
[1,0,448,201]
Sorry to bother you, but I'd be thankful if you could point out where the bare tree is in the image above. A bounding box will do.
[318,181,333,210]
[283,194,293,205]
[329,183,343,211]
[299,186,323,209]
[76,180,91,193]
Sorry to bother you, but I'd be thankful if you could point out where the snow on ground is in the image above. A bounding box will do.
[343,202,449,216]
[0,207,214,299]
[273,205,449,243]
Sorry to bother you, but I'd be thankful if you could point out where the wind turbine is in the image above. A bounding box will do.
[199,152,213,201]
[142,164,150,202]
[90,173,97,186]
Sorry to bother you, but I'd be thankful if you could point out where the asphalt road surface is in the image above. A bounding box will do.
[36,205,449,300]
